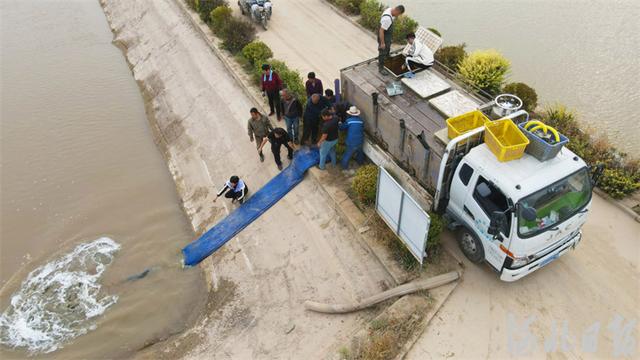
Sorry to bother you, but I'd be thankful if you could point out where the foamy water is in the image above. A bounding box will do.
[0,237,120,354]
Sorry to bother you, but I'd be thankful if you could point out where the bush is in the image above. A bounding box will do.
[335,0,364,14]
[221,17,256,53]
[242,41,273,66]
[435,43,467,72]
[352,164,378,203]
[198,0,227,23]
[503,82,538,112]
[598,168,640,199]
[186,0,199,11]
[358,0,384,32]
[392,16,418,44]
[541,104,640,199]
[427,27,441,37]
[209,6,232,35]
[427,212,444,252]
[458,49,511,95]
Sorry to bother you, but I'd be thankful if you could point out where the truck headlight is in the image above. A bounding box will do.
[511,257,529,268]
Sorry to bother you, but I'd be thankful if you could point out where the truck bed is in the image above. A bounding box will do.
[341,59,488,191]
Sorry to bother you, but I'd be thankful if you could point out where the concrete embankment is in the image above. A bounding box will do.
[100,0,397,358]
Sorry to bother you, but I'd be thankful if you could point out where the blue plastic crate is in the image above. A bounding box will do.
[518,122,569,161]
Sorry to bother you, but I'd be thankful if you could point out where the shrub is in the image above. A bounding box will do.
[541,104,640,199]
[503,82,538,112]
[426,212,444,252]
[392,16,418,44]
[358,0,384,32]
[598,168,640,199]
[352,164,378,203]
[458,49,511,95]
[435,43,467,72]
[427,27,441,37]
[198,0,227,23]
[221,17,256,53]
[209,6,232,35]
[242,41,274,66]
[186,0,199,11]
[335,0,364,14]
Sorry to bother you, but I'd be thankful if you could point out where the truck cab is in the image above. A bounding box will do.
[446,144,592,281]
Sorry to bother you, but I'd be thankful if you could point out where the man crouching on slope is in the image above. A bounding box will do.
[214,176,249,204]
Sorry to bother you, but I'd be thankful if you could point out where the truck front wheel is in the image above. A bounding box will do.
[457,228,484,264]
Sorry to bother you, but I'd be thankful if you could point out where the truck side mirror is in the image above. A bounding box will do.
[488,211,507,237]
[590,164,604,187]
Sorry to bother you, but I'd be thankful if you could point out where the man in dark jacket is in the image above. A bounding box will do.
[261,64,283,119]
[258,127,296,170]
[280,89,303,144]
[301,94,330,145]
[305,72,323,99]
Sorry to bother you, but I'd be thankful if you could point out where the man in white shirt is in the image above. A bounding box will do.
[402,32,434,74]
[378,5,405,75]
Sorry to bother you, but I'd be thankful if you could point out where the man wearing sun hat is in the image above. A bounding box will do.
[339,106,365,169]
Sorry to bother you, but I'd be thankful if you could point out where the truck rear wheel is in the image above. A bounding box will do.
[457,228,484,264]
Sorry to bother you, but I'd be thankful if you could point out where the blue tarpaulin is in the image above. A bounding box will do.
[182,147,320,266]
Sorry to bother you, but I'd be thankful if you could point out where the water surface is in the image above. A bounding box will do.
[405,0,640,155]
[1,0,206,357]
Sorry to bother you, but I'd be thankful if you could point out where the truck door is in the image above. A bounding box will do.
[464,176,510,271]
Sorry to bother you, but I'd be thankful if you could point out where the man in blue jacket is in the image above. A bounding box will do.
[340,106,365,169]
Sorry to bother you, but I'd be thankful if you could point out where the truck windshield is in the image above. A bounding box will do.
[517,168,591,237]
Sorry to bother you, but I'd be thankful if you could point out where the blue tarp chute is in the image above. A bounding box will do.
[182,147,320,266]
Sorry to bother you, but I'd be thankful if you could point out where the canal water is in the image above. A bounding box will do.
[405,0,640,155]
[1,0,206,358]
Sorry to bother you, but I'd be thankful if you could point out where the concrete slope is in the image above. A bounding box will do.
[245,1,640,358]
[101,0,394,358]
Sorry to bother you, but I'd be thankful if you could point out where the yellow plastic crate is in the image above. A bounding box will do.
[446,110,491,139]
[484,119,530,162]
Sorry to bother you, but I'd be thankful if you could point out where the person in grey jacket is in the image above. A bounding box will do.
[247,107,273,162]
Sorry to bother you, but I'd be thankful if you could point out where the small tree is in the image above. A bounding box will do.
[358,0,384,32]
[242,41,274,66]
[221,17,256,54]
[392,16,418,44]
[458,49,511,95]
[435,43,467,71]
[209,6,232,35]
[198,0,227,23]
[503,82,538,112]
[336,0,364,14]
[352,164,378,203]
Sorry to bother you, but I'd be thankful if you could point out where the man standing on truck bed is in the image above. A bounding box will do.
[378,5,405,75]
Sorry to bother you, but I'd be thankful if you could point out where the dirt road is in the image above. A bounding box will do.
[407,194,639,359]
[245,1,640,358]
[101,0,395,358]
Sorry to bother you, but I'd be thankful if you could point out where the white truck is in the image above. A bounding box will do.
[435,127,592,281]
[340,56,595,281]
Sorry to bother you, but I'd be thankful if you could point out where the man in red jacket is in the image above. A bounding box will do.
[261,64,283,120]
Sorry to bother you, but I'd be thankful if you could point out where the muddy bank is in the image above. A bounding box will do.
[100,0,397,358]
